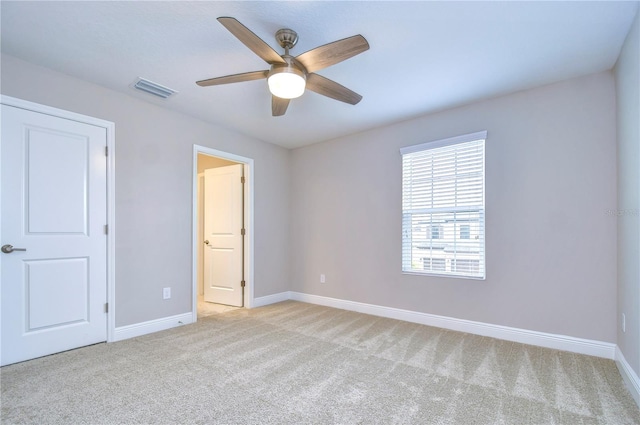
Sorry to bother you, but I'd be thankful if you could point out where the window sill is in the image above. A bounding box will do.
[402,271,486,281]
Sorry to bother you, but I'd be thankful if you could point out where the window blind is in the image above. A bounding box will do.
[401,131,486,279]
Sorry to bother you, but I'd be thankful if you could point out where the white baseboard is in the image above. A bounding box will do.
[113,312,193,342]
[289,292,616,360]
[110,291,616,361]
[616,346,640,406]
[111,291,293,342]
[252,291,291,308]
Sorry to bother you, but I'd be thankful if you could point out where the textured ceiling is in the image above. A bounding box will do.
[1,1,637,149]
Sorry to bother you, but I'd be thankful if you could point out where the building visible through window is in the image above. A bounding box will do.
[401,131,486,279]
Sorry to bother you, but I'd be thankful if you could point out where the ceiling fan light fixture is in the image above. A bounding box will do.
[267,64,306,99]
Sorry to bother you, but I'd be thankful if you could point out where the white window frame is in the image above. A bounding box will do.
[400,131,486,280]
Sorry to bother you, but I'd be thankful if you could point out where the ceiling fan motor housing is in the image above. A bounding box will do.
[269,56,306,78]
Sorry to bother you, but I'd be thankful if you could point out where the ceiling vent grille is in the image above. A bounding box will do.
[133,78,177,99]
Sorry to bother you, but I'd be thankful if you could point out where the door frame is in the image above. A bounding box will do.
[192,145,254,321]
[0,95,116,343]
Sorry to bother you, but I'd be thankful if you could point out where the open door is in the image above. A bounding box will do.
[203,164,244,306]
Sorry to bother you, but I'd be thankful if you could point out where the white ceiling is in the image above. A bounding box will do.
[1,1,637,149]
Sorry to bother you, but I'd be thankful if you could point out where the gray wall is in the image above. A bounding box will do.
[1,54,291,327]
[0,50,625,345]
[290,71,618,343]
[616,9,640,372]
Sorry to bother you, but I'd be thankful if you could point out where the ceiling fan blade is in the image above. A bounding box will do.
[271,96,291,117]
[272,96,290,116]
[218,17,286,65]
[305,73,363,105]
[196,70,268,87]
[295,35,369,73]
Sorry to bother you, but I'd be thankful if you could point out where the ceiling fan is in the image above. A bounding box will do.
[196,17,369,116]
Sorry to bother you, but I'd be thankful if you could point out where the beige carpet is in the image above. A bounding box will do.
[2,301,639,424]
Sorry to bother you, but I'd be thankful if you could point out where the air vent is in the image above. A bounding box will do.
[133,78,177,99]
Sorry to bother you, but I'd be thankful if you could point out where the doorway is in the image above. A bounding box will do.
[192,146,253,322]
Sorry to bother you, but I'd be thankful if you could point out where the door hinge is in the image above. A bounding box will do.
[241,280,246,288]
[104,303,109,313]
[241,228,246,236]
[104,224,109,235]
[241,176,245,184]
[105,146,109,157]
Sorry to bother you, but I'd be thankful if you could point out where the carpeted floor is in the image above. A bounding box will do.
[2,301,639,424]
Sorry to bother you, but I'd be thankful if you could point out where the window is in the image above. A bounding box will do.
[401,131,486,279]
[422,257,446,272]
[451,259,480,274]
[428,225,443,239]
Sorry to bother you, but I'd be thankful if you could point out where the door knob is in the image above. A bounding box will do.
[1,244,26,254]
[204,240,210,245]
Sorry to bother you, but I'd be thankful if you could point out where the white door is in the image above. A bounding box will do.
[1,104,108,366]
[203,164,244,306]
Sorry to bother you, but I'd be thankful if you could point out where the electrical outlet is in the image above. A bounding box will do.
[320,274,326,284]
[622,313,626,333]
[163,287,171,300]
